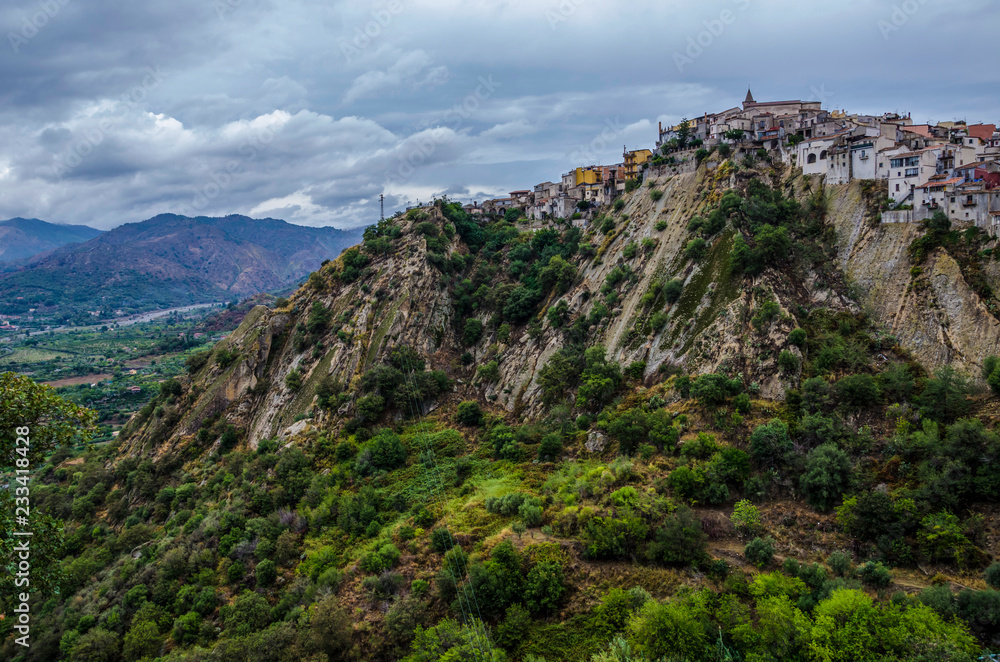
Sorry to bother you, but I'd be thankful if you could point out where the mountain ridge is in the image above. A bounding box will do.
[0,213,364,319]
[0,216,103,263]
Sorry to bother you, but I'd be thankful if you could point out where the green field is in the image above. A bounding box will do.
[0,307,232,440]
[0,346,73,364]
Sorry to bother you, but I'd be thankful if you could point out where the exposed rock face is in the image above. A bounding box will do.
[828,182,1000,379]
[120,167,1000,455]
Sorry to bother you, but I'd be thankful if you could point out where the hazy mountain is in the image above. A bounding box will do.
[0,213,364,315]
[0,217,103,262]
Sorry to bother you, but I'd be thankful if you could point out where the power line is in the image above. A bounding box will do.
[392,345,498,661]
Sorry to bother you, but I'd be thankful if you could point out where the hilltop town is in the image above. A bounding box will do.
[469,89,1000,231]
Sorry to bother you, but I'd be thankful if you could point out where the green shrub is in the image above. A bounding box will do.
[828,551,853,577]
[744,536,775,568]
[356,394,385,422]
[730,500,761,537]
[431,528,454,553]
[584,514,648,560]
[525,561,566,614]
[650,190,664,202]
[777,350,800,375]
[623,242,638,259]
[455,401,484,426]
[859,561,892,587]
[684,238,707,260]
[749,419,792,467]
[462,318,484,345]
[984,355,1000,394]
[367,429,407,470]
[477,360,500,383]
[985,563,1000,589]
[733,393,751,415]
[224,590,270,636]
[690,373,740,407]
[654,220,668,231]
[788,328,807,347]
[255,559,277,587]
[663,278,684,304]
[800,444,853,512]
[538,433,562,461]
[667,465,705,502]
[835,373,881,409]
[285,369,303,391]
[647,506,707,566]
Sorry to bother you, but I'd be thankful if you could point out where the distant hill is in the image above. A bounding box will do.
[0,214,364,316]
[0,217,103,262]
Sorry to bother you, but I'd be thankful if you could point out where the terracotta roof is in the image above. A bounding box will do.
[968,124,997,141]
[917,177,963,189]
[955,159,1000,170]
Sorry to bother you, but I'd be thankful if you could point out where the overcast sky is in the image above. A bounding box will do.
[0,0,997,230]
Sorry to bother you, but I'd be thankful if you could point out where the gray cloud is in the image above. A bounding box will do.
[0,0,997,229]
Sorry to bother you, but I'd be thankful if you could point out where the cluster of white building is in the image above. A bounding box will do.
[660,90,1000,229]
[464,89,999,232]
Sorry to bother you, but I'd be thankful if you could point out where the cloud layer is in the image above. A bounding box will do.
[1,0,998,229]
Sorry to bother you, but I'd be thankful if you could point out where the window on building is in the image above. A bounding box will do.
[905,168,919,177]
[895,184,900,191]
[807,153,817,164]
[820,150,828,160]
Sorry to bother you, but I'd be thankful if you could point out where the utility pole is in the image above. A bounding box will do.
[380,193,384,222]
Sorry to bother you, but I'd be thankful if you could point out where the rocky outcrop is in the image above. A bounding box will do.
[121,166,1000,456]
[828,182,1000,379]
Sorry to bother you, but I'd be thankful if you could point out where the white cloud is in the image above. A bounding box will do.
[343,49,449,104]
[480,119,535,139]
[0,0,997,230]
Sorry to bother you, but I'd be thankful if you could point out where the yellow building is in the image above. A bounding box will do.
[574,167,600,186]
[623,148,653,178]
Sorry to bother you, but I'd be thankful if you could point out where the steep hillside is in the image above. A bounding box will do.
[828,182,1000,377]
[9,155,1000,662]
[0,217,102,263]
[0,214,363,317]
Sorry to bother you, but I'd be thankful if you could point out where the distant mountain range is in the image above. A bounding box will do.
[0,214,364,316]
[0,217,103,262]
